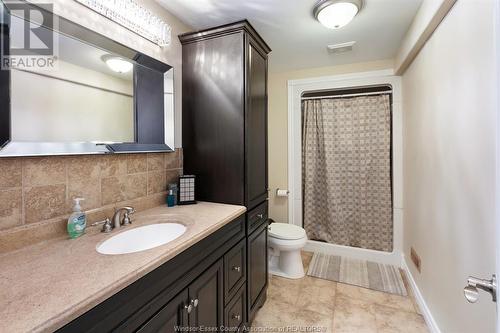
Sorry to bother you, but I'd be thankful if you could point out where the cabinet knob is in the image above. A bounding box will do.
[231,314,241,321]
[257,214,264,219]
[191,298,199,308]
[232,266,241,272]
[184,304,193,314]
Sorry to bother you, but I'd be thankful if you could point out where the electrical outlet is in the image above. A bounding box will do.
[411,247,421,273]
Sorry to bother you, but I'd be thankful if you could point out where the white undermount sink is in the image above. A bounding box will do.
[97,223,187,255]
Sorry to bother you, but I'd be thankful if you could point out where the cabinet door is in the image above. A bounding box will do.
[188,259,224,330]
[246,42,268,209]
[182,32,245,206]
[224,239,246,304]
[247,223,268,321]
[137,290,189,333]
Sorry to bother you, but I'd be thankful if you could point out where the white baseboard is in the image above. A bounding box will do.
[402,256,441,333]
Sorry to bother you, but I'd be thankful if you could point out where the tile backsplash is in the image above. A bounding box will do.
[0,150,182,251]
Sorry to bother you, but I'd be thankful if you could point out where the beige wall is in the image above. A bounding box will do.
[268,59,394,222]
[402,0,497,332]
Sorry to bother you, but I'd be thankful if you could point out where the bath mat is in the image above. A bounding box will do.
[307,253,407,296]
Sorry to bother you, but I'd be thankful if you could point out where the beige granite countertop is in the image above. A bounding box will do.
[0,202,246,333]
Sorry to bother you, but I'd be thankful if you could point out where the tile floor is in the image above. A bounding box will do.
[252,252,429,333]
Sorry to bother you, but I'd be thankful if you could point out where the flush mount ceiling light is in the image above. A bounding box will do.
[103,56,133,74]
[313,0,363,29]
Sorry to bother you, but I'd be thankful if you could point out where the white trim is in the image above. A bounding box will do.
[494,0,500,328]
[394,0,457,75]
[287,69,403,265]
[288,69,395,86]
[402,256,442,333]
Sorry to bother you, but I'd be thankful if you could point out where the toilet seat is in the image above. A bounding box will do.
[268,223,306,240]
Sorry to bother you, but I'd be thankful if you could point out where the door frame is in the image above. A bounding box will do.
[287,69,404,266]
[495,0,500,329]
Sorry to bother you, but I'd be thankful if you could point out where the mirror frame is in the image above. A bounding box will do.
[0,1,174,157]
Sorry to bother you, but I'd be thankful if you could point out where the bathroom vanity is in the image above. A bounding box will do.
[0,203,253,332]
[57,208,250,333]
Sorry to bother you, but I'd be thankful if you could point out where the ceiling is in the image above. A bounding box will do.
[157,0,422,73]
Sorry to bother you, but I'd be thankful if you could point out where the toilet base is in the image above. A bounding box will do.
[269,250,305,279]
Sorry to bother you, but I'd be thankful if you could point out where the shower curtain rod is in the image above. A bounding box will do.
[301,91,392,100]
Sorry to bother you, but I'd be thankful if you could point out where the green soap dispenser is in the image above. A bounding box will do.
[67,198,86,239]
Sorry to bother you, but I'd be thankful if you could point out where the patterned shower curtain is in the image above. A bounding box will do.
[302,95,393,252]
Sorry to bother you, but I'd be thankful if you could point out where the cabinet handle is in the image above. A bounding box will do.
[191,298,199,308]
[257,214,264,219]
[232,266,241,272]
[231,314,241,321]
[184,304,193,314]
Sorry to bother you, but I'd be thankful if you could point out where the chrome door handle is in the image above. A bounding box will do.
[257,214,264,219]
[232,266,241,272]
[231,314,241,321]
[464,274,497,303]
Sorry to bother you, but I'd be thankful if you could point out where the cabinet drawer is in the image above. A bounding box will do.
[247,201,268,234]
[224,284,246,330]
[224,239,246,304]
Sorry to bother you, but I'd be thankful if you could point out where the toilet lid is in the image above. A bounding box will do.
[268,223,306,240]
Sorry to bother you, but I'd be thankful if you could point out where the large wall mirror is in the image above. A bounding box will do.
[0,1,174,156]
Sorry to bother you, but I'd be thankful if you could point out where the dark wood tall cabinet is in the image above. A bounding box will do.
[180,21,271,324]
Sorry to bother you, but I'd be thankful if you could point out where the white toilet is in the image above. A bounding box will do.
[268,223,308,279]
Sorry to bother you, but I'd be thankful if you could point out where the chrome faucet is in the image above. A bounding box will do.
[112,207,136,229]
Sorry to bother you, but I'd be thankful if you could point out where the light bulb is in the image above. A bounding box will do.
[105,57,133,73]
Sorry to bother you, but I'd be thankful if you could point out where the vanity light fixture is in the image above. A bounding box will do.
[313,0,363,29]
[75,0,171,46]
[104,56,133,73]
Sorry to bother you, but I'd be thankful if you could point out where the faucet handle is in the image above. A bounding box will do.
[124,207,135,214]
[91,218,112,233]
[122,207,135,226]
[122,212,132,226]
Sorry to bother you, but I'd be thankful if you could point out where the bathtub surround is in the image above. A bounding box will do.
[0,150,183,253]
[287,72,403,267]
